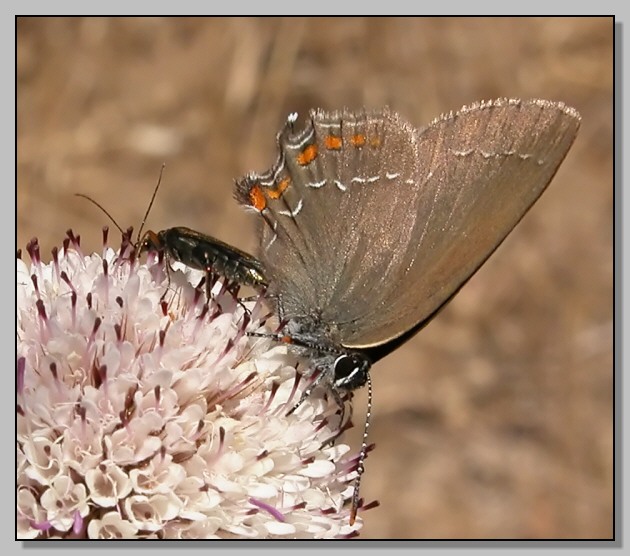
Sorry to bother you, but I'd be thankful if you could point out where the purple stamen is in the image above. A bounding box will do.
[249,498,285,522]
[102,226,109,249]
[17,357,25,396]
[51,247,60,280]
[72,511,83,535]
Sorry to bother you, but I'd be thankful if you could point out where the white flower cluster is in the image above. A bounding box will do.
[17,233,366,539]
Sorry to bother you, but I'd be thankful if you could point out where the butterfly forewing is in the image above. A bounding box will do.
[341,99,580,349]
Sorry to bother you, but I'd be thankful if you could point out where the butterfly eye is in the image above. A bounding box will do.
[333,353,371,391]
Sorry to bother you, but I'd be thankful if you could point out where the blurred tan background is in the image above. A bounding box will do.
[17,17,613,539]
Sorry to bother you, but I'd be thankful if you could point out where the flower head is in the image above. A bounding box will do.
[17,229,373,539]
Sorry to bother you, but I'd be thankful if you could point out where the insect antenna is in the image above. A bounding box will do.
[74,193,125,235]
[349,372,373,526]
[135,163,166,247]
[75,163,166,251]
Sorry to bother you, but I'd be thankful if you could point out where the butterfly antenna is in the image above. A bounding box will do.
[349,372,372,526]
[136,163,166,247]
[74,193,125,235]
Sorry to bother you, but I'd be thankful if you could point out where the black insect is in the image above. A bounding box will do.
[77,166,268,301]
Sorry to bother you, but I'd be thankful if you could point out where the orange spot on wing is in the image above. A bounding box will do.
[350,134,366,147]
[297,144,318,166]
[268,177,291,199]
[370,136,381,148]
[249,185,267,212]
[325,135,342,150]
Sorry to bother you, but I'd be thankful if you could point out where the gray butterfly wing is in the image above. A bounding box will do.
[344,98,581,349]
[235,108,417,321]
[235,100,580,350]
